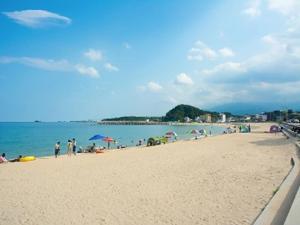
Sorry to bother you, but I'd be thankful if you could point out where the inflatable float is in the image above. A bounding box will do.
[19,156,36,162]
[96,150,104,154]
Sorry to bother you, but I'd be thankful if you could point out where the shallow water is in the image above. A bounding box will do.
[0,122,225,158]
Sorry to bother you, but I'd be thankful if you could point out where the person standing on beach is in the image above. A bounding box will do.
[54,142,60,158]
[72,138,77,155]
[67,140,73,156]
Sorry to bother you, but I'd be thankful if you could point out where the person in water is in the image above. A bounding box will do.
[0,153,8,163]
[72,138,77,155]
[67,140,73,156]
[55,142,60,158]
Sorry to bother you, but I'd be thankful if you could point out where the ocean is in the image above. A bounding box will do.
[0,122,226,159]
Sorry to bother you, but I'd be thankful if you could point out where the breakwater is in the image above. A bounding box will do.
[98,121,189,125]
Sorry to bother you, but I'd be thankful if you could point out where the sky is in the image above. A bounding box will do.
[1,0,300,121]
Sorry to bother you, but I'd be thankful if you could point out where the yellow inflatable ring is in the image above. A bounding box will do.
[19,156,36,162]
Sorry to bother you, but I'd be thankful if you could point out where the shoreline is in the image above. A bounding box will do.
[0,122,277,162]
[0,122,229,159]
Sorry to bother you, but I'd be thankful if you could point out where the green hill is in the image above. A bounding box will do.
[102,104,224,122]
[162,104,218,122]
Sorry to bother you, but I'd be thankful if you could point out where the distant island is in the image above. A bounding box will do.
[101,104,300,124]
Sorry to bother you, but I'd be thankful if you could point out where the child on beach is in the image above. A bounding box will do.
[0,153,8,163]
[55,142,60,158]
[67,140,73,156]
[72,138,77,155]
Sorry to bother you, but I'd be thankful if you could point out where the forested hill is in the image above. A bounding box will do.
[162,104,219,122]
[102,104,223,122]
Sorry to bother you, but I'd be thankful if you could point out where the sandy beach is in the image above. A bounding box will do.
[0,123,296,225]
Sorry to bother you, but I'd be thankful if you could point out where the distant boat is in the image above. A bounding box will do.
[34,120,42,123]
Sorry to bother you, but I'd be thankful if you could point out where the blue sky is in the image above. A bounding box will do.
[1,0,300,121]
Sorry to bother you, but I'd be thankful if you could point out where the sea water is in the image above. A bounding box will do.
[0,122,226,159]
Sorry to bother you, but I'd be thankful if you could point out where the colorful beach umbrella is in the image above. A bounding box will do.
[103,137,114,142]
[102,137,114,149]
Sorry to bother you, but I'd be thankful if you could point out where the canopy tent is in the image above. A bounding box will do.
[190,129,200,135]
[240,125,249,133]
[199,129,207,136]
[270,125,280,133]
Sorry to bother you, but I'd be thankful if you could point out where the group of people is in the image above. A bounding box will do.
[0,153,24,164]
[54,138,77,158]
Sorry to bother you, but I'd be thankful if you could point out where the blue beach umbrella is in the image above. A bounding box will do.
[89,134,105,141]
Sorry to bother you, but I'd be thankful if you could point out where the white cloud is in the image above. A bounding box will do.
[188,41,235,62]
[2,10,71,28]
[242,0,300,22]
[268,0,300,15]
[123,42,131,49]
[202,62,246,75]
[242,0,261,17]
[261,35,278,45]
[267,0,300,32]
[195,41,218,59]
[0,56,72,71]
[187,41,218,61]
[0,56,99,78]
[104,63,119,72]
[219,48,235,57]
[136,82,163,93]
[175,73,194,85]
[147,81,163,92]
[75,64,99,78]
[243,7,261,17]
[84,49,103,61]
[187,54,203,61]
[199,27,300,85]
[138,1,300,108]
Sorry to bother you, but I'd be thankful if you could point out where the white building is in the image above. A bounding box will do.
[184,117,191,123]
[255,114,268,122]
[220,113,226,123]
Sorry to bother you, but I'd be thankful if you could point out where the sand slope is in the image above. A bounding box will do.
[0,124,295,225]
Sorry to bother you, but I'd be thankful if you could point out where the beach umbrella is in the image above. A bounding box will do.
[165,131,178,137]
[102,137,114,149]
[190,129,200,139]
[199,129,207,136]
[89,134,105,140]
[190,129,200,135]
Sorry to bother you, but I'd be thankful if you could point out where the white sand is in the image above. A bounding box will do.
[0,123,296,225]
